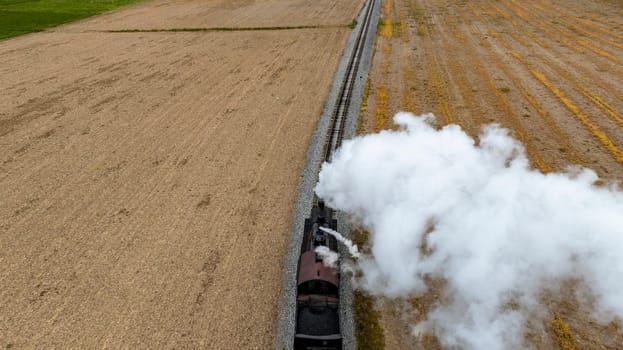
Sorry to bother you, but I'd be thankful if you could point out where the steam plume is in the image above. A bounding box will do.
[319,226,361,258]
[314,246,339,268]
[315,112,623,349]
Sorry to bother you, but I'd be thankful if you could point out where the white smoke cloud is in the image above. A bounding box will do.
[315,112,623,350]
[315,246,339,268]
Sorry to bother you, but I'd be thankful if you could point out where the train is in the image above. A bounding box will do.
[293,200,342,350]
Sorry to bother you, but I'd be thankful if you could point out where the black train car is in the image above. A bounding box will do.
[294,200,342,350]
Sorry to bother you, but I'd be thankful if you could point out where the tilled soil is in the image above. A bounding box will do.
[58,0,361,32]
[360,0,623,348]
[0,0,363,348]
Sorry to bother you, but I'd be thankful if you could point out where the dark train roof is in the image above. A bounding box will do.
[295,301,340,338]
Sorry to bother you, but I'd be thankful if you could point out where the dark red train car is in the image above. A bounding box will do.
[294,201,342,350]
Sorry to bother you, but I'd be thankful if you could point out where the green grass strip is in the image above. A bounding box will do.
[109,24,351,33]
[0,0,144,40]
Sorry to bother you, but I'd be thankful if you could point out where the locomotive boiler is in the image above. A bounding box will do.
[293,200,342,350]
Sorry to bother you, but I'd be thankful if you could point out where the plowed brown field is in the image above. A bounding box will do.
[360,0,623,349]
[0,0,363,348]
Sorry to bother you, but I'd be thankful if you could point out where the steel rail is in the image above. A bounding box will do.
[322,0,377,163]
[293,0,378,349]
[278,1,378,348]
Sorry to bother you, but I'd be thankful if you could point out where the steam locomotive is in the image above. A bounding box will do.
[294,200,342,350]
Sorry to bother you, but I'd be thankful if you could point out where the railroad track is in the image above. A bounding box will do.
[280,1,379,349]
[275,0,378,349]
[323,0,377,163]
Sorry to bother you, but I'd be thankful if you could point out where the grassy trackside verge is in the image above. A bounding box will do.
[109,24,354,33]
[352,230,386,350]
[0,0,143,40]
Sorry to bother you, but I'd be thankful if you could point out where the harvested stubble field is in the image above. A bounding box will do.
[0,0,363,348]
[359,0,623,349]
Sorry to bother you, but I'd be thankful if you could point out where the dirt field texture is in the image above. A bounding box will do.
[0,0,364,348]
[360,0,623,349]
[57,0,361,32]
